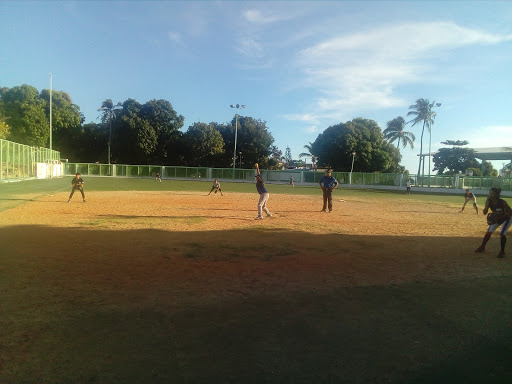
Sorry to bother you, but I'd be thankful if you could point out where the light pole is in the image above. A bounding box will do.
[49,73,53,178]
[230,104,246,176]
[428,102,442,187]
[350,152,356,184]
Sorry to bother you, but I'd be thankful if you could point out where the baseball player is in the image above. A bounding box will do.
[208,179,223,196]
[254,163,272,220]
[68,172,86,203]
[289,176,294,188]
[319,169,338,212]
[155,172,162,182]
[460,189,478,214]
[475,188,512,258]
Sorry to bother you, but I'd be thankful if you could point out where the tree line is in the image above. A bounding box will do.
[0,84,496,175]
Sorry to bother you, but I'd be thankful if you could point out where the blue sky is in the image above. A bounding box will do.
[1,0,511,173]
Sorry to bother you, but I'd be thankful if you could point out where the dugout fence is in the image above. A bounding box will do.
[62,162,512,192]
[0,139,61,181]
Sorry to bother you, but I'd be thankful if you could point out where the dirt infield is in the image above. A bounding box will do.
[1,190,510,296]
[2,191,512,383]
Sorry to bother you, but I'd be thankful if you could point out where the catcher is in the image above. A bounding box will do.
[207,179,223,196]
[460,189,478,214]
[475,188,512,258]
[68,172,86,203]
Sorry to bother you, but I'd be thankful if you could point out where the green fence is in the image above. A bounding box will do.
[62,162,512,192]
[1,139,61,180]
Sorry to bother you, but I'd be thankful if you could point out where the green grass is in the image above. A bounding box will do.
[0,176,469,208]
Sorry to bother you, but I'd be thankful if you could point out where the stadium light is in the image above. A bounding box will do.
[350,152,356,184]
[49,73,52,178]
[428,102,442,187]
[230,104,246,176]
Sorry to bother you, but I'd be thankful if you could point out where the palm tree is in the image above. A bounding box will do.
[299,142,314,169]
[98,99,122,164]
[383,116,415,149]
[406,99,441,179]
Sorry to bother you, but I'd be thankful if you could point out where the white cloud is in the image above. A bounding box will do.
[463,125,512,148]
[236,36,264,58]
[243,9,291,24]
[284,113,320,124]
[168,31,184,45]
[304,125,320,134]
[292,21,512,122]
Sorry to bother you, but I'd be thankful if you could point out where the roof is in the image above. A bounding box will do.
[418,147,512,161]
[472,147,512,161]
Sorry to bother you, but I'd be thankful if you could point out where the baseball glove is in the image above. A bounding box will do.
[487,212,506,226]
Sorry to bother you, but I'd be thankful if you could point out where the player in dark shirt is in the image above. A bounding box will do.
[254,163,272,220]
[460,189,478,214]
[475,188,512,258]
[68,172,86,203]
[319,169,338,212]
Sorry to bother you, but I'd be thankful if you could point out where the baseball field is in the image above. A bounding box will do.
[1,177,512,383]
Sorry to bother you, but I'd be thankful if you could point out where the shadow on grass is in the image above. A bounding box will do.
[1,225,512,384]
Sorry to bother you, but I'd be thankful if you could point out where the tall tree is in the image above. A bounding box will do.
[139,99,184,163]
[432,140,479,175]
[217,116,274,168]
[299,142,315,168]
[284,146,292,167]
[70,122,108,163]
[40,89,82,154]
[109,98,184,164]
[0,85,48,146]
[0,114,10,140]
[182,122,225,167]
[383,116,415,149]
[98,99,122,164]
[406,98,441,178]
[267,145,283,170]
[312,118,400,173]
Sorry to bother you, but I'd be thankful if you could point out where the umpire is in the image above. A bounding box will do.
[319,169,338,212]
[68,172,86,203]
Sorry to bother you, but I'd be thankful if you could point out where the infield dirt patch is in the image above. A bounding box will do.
[2,191,512,383]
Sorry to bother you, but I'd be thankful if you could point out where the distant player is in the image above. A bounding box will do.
[254,163,272,219]
[68,172,86,203]
[475,188,512,258]
[406,180,412,194]
[208,179,223,196]
[319,169,338,212]
[460,189,478,214]
[155,172,162,182]
[289,176,294,188]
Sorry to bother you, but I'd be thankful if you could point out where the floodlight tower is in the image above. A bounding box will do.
[229,104,246,176]
[350,152,356,184]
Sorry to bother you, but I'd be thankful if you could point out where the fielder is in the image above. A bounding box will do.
[68,172,86,203]
[460,189,478,214]
[208,179,223,196]
[406,180,412,194]
[475,188,512,258]
[254,163,272,220]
